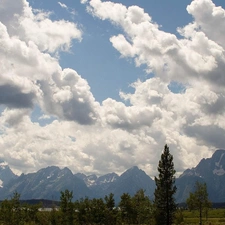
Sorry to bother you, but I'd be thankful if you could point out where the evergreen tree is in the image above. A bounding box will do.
[104,193,115,211]
[0,199,13,225]
[119,193,136,224]
[90,198,106,224]
[154,144,177,225]
[50,203,59,225]
[75,197,92,224]
[0,191,22,225]
[132,189,153,224]
[104,193,117,225]
[60,189,74,225]
[11,191,21,225]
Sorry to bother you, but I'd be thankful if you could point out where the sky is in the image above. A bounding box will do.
[0,0,225,177]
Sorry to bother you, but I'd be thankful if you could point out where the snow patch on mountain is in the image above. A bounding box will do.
[98,174,118,185]
[75,172,119,187]
[84,175,97,187]
[213,153,225,176]
[215,153,224,167]
[47,173,54,179]
[100,176,117,184]
[86,179,96,187]
[0,179,3,188]
[213,167,225,176]
[57,174,65,179]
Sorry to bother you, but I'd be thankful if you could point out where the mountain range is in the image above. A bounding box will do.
[0,149,225,203]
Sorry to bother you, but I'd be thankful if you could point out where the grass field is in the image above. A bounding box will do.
[180,209,225,225]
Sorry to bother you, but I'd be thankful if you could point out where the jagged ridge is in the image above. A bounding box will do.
[1,149,225,203]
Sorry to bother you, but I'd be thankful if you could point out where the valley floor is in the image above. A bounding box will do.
[181,209,225,225]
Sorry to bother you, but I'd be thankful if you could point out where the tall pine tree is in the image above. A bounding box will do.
[154,144,177,225]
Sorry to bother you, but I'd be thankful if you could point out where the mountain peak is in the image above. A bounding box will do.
[129,165,139,170]
[213,149,225,155]
[176,149,225,203]
[126,166,140,173]
[0,161,17,187]
[124,166,146,176]
[62,167,73,174]
[212,149,225,162]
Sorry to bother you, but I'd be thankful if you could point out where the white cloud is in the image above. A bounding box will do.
[58,1,76,17]
[187,0,225,48]
[38,114,51,120]
[0,0,225,178]
[58,2,68,9]
[0,0,101,174]
[101,97,162,130]
[0,0,82,53]
[47,68,100,124]
[81,0,88,4]
[110,34,135,57]
[0,0,99,125]
[87,0,225,88]
[83,0,225,174]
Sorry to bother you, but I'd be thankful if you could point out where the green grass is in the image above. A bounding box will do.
[179,209,225,225]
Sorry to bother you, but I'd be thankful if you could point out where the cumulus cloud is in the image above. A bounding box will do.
[187,0,225,48]
[46,68,100,124]
[0,0,99,125]
[184,124,225,149]
[87,0,225,88]
[0,75,37,109]
[0,108,30,127]
[0,0,101,174]
[101,97,162,130]
[0,0,82,53]
[0,0,225,178]
[83,0,225,174]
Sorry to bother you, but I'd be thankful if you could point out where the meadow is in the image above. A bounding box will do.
[181,209,225,225]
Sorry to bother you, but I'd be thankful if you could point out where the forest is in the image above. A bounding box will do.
[0,188,225,225]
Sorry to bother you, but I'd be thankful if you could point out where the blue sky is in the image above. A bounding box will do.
[28,0,196,102]
[0,0,225,176]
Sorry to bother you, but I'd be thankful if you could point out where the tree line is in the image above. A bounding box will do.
[0,189,153,225]
[0,145,211,225]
